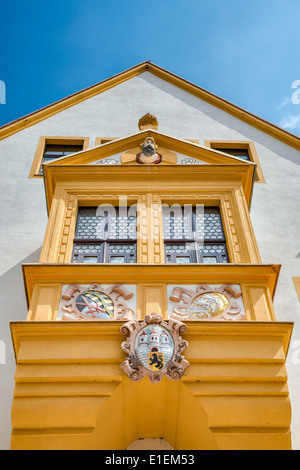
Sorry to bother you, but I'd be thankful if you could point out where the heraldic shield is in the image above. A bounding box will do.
[120,313,189,383]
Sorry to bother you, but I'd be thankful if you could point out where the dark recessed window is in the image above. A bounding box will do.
[39,144,83,174]
[72,206,137,264]
[163,206,229,264]
[216,148,250,161]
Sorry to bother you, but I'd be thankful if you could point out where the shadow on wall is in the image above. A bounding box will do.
[140,74,300,167]
[0,247,42,450]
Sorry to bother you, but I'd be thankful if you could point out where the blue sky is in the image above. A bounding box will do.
[0,0,300,134]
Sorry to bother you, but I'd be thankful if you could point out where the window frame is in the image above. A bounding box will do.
[204,140,265,183]
[72,205,138,264]
[29,136,90,178]
[94,137,118,146]
[293,277,300,302]
[162,205,230,264]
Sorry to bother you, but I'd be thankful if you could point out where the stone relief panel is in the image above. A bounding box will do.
[57,284,137,321]
[167,284,246,321]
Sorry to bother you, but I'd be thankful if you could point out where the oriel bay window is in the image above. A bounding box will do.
[72,206,137,263]
[163,205,229,264]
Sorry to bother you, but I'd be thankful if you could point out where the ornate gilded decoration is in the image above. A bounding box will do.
[61,284,135,321]
[169,284,246,321]
[136,137,162,164]
[120,313,189,383]
[138,113,159,130]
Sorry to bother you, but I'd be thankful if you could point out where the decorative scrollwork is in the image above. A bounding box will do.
[61,284,136,321]
[169,284,246,321]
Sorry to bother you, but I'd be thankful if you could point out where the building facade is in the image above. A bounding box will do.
[0,62,299,450]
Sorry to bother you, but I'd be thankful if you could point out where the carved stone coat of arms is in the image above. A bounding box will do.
[120,313,189,383]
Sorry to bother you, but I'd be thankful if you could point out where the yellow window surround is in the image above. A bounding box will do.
[28,136,90,178]
[39,186,261,266]
[293,277,300,302]
[204,140,265,183]
[94,137,118,146]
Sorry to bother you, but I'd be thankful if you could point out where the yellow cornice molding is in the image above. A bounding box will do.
[1,61,300,151]
[21,263,281,308]
[10,319,293,364]
[43,162,255,214]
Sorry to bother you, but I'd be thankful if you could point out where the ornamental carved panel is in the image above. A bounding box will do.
[120,313,189,383]
[168,284,246,321]
[59,284,136,321]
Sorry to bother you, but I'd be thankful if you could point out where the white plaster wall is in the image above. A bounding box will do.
[0,71,299,449]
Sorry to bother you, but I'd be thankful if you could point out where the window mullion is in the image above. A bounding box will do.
[192,208,201,264]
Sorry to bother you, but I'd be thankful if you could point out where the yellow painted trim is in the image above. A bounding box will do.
[26,283,62,321]
[1,61,300,153]
[39,189,141,264]
[39,177,259,265]
[10,319,293,367]
[94,137,200,148]
[137,283,168,320]
[161,191,261,264]
[292,277,300,302]
[27,278,276,322]
[21,263,281,310]
[1,62,148,140]
[9,320,293,449]
[28,136,90,178]
[204,140,265,183]
[43,162,255,215]
[45,130,252,167]
[94,137,117,146]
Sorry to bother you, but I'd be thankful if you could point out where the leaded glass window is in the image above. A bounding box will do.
[163,206,229,264]
[72,206,137,263]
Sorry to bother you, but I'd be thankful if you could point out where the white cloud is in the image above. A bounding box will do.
[276,97,290,109]
[279,114,300,130]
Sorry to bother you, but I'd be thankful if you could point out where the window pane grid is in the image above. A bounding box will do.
[163,208,192,240]
[109,214,136,240]
[163,207,229,264]
[72,207,137,263]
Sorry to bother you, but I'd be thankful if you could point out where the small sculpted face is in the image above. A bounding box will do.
[136,137,161,164]
[141,138,157,156]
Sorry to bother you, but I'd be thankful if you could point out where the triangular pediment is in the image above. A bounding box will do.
[43,129,255,168]
[43,129,256,213]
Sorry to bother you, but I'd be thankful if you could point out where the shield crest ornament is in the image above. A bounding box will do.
[120,313,189,383]
[148,351,164,371]
[61,284,135,321]
[169,284,246,321]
